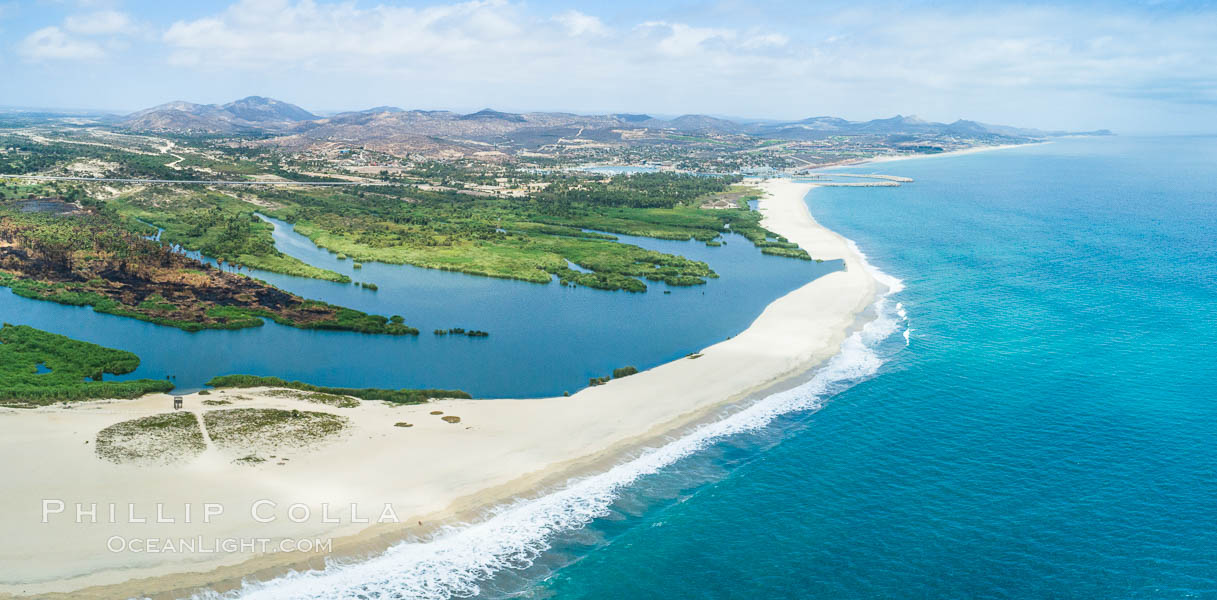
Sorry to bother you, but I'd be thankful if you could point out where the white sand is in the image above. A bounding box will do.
[0,179,879,598]
[854,142,1044,167]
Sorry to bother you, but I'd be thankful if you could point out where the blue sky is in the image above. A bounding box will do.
[2,0,1216,132]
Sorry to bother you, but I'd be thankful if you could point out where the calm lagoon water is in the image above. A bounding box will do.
[567,165,660,175]
[448,136,1217,599]
[0,204,834,397]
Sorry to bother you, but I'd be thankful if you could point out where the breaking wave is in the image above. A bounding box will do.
[209,242,906,600]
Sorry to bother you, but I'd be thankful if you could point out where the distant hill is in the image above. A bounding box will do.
[122,96,315,132]
[668,114,744,133]
[459,109,527,122]
[222,96,315,123]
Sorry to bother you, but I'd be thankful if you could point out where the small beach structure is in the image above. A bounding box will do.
[173,396,183,410]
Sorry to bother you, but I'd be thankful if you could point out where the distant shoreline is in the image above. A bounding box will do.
[817,141,1048,170]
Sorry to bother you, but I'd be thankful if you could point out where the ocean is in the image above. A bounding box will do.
[221,135,1217,599]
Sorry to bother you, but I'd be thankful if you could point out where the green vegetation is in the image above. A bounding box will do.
[612,365,639,378]
[248,172,808,292]
[205,374,471,404]
[0,135,203,180]
[7,136,812,296]
[175,153,263,176]
[95,412,206,464]
[110,187,348,282]
[265,388,361,408]
[0,179,57,201]
[204,408,348,452]
[0,208,416,335]
[0,324,173,406]
[589,364,641,387]
[434,327,489,337]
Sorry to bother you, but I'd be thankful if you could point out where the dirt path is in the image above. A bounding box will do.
[192,409,214,447]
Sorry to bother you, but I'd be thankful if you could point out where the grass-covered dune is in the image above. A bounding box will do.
[0,323,173,406]
[204,408,348,453]
[205,374,471,405]
[95,412,206,464]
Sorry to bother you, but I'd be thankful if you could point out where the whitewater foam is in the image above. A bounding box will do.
[210,248,906,600]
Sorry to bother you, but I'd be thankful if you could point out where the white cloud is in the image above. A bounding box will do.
[64,10,134,35]
[19,26,105,60]
[637,22,737,57]
[553,10,607,37]
[162,0,537,68]
[741,32,789,49]
[160,0,787,69]
[18,0,1195,130]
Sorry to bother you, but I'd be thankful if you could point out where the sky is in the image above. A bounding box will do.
[1,0,1216,132]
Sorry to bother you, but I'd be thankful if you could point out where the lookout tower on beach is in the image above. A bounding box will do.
[173,396,183,410]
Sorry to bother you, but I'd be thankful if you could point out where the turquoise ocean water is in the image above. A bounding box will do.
[221,136,1217,599]
[519,136,1217,599]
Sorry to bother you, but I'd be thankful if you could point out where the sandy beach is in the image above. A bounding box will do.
[847,142,1045,168]
[0,178,880,599]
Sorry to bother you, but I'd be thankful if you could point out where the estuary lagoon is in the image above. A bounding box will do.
[0,212,836,397]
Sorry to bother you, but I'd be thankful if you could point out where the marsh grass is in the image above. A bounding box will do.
[95,412,205,465]
[0,324,172,405]
[203,408,348,453]
[206,375,469,404]
[266,388,361,408]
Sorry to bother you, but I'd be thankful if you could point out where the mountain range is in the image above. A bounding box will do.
[119,96,1111,149]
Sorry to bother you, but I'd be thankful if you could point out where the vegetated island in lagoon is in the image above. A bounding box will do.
[106,170,810,293]
[0,204,416,335]
[0,322,469,407]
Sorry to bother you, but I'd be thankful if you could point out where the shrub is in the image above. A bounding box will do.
[612,366,639,379]
[205,374,470,405]
[0,324,173,405]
